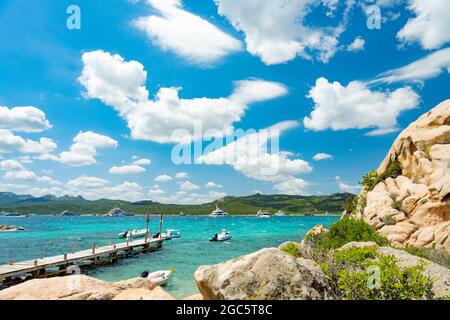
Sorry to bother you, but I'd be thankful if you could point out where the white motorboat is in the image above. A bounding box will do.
[256,210,271,218]
[152,229,182,240]
[209,229,232,242]
[274,210,286,216]
[162,229,181,240]
[179,211,185,216]
[209,205,229,217]
[118,229,148,239]
[147,270,173,286]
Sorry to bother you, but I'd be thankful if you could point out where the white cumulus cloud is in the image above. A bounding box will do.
[214,0,354,64]
[109,165,146,175]
[347,36,365,52]
[0,129,57,155]
[205,181,223,189]
[155,174,173,182]
[303,77,420,135]
[175,172,188,179]
[67,176,110,189]
[339,182,362,194]
[133,0,242,66]
[0,106,51,132]
[59,131,118,166]
[313,153,333,161]
[133,0,242,65]
[397,0,450,49]
[79,50,288,144]
[179,181,200,191]
[198,121,312,195]
[371,47,450,84]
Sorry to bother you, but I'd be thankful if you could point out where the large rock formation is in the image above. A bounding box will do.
[194,248,336,300]
[359,100,450,252]
[0,275,175,300]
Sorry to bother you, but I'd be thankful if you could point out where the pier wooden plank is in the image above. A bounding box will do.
[0,238,163,282]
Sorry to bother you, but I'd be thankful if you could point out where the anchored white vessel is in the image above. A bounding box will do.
[209,205,229,217]
[145,270,173,286]
[256,210,271,218]
[209,229,232,242]
[119,229,182,240]
[274,210,286,216]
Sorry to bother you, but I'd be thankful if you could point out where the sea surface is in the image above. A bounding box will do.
[0,215,339,298]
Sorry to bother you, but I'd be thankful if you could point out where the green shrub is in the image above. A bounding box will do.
[380,160,402,181]
[336,253,433,300]
[307,218,388,251]
[403,246,450,268]
[382,215,397,226]
[360,170,380,191]
[360,160,403,192]
[333,246,378,265]
[425,146,432,160]
[391,200,402,211]
[344,196,357,213]
[279,242,300,257]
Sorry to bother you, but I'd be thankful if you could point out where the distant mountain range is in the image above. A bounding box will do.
[0,192,354,215]
[0,192,85,205]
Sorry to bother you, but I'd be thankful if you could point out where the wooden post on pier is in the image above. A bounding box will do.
[64,253,67,261]
[92,243,96,254]
[159,210,163,240]
[72,243,76,254]
[109,240,113,246]
[144,213,150,243]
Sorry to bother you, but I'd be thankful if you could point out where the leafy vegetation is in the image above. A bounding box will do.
[0,192,355,215]
[279,242,300,257]
[329,248,434,300]
[391,200,402,211]
[382,215,397,226]
[403,246,450,268]
[305,218,388,251]
[360,160,402,191]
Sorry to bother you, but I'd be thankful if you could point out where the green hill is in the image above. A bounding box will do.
[0,192,353,215]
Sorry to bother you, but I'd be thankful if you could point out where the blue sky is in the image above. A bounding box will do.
[0,0,449,203]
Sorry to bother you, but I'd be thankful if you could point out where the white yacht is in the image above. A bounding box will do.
[274,210,286,216]
[209,205,229,217]
[256,210,271,218]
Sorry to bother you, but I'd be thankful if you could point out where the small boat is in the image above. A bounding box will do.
[161,229,181,240]
[256,210,271,218]
[1,212,24,217]
[210,205,229,217]
[142,270,173,286]
[60,210,80,216]
[209,229,232,242]
[179,211,185,216]
[118,229,147,239]
[274,210,286,216]
[152,229,182,240]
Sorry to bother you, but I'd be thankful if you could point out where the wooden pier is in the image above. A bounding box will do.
[0,237,163,286]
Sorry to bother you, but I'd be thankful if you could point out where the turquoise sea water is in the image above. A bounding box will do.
[0,215,338,298]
